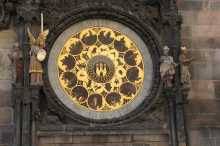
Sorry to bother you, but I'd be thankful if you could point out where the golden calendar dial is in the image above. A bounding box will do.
[57,27,144,112]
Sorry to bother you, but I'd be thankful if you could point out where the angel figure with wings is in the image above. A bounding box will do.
[27,26,49,85]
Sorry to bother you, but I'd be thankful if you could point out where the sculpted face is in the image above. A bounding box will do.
[163,46,170,55]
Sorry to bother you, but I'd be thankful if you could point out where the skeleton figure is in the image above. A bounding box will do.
[179,46,192,85]
[160,46,177,88]
[27,27,49,85]
[8,43,23,84]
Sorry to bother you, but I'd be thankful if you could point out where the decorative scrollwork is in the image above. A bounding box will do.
[57,27,145,112]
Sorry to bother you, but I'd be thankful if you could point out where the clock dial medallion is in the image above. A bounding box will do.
[57,27,144,112]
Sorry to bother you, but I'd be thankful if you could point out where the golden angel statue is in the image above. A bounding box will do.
[160,46,177,88]
[179,46,193,86]
[27,27,49,85]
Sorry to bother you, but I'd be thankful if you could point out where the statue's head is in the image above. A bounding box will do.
[163,46,170,55]
[181,46,188,53]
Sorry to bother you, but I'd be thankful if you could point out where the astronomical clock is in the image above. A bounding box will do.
[1,0,185,145]
[45,12,162,124]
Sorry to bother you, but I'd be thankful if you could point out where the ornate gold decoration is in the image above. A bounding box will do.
[27,26,49,85]
[57,27,144,111]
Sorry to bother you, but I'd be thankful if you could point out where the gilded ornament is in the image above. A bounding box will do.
[58,27,144,111]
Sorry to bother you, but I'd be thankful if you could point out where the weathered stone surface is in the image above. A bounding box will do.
[133,135,168,142]
[53,143,151,146]
[38,136,54,144]
[189,80,215,99]
[0,107,13,125]
[37,133,169,146]
[54,135,72,144]
[215,139,220,146]
[71,135,132,144]
[190,62,220,80]
[0,90,11,107]
[214,81,220,99]
[179,143,186,146]
[0,80,11,91]
[186,99,220,127]
[210,128,220,138]
[37,144,56,146]
[0,30,17,50]
[190,62,214,80]
[0,49,12,80]
[212,65,220,80]
[211,1,220,10]
[180,10,220,25]
[0,126,14,145]
[189,37,220,49]
[156,142,169,146]
[186,99,220,114]
[190,50,220,63]
[0,131,13,145]
[181,26,192,39]
[192,25,220,38]
[178,0,203,10]
[188,129,218,146]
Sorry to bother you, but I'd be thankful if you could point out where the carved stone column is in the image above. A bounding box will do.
[160,0,184,146]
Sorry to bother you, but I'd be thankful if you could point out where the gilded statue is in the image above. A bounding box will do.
[179,46,192,86]
[160,46,177,88]
[27,13,49,86]
[27,27,49,85]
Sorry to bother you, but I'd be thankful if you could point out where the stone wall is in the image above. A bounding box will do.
[0,29,17,146]
[179,0,220,145]
[37,131,169,146]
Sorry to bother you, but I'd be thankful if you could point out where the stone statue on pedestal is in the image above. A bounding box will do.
[179,46,192,87]
[160,46,177,88]
[8,42,23,85]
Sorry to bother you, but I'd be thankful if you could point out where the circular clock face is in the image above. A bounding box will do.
[57,27,144,112]
[48,19,153,120]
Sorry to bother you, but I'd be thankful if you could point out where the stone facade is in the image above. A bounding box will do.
[0,0,220,146]
[36,131,169,146]
[178,0,220,146]
[0,29,17,146]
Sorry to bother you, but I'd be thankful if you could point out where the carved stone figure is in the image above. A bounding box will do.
[179,46,192,86]
[8,43,23,84]
[160,46,177,88]
[27,27,49,85]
